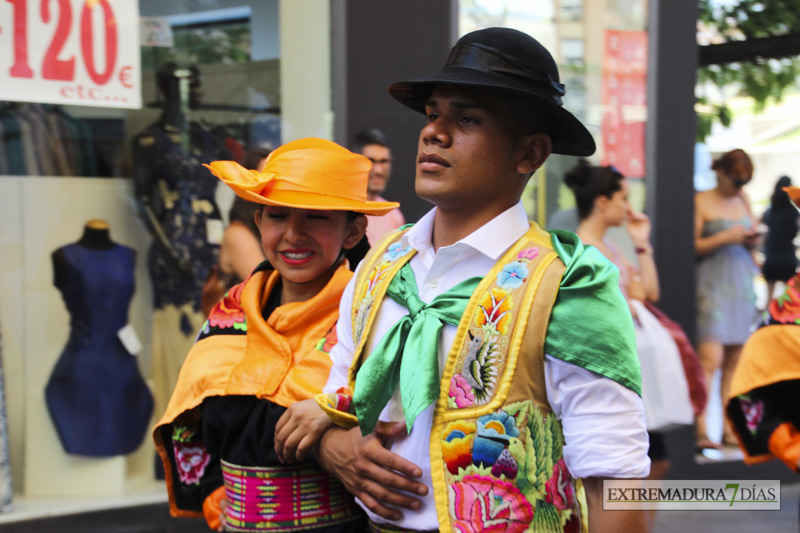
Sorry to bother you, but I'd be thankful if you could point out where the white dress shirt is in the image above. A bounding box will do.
[325,202,650,529]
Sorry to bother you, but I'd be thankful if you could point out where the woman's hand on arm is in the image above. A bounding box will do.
[274,398,335,463]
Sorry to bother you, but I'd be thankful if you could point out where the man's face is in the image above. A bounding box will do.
[361,144,392,197]
[415,84,529,213]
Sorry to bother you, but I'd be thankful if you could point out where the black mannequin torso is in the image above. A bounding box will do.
[52,221,132,287]
[77,224,114,250]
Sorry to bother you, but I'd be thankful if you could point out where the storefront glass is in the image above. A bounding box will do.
[0,0,331,519]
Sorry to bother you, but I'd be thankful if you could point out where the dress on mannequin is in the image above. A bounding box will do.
[45,222,154,456]
[132,64,227,424]
[0,307,12,511]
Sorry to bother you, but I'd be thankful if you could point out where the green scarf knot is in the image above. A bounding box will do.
[352,263,481,435]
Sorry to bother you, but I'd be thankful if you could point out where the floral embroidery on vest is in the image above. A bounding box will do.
[432,232,580,532]
[352,241,413,345]
[346,226,578,532]
[447,247,540,408]
[440,400,580,532]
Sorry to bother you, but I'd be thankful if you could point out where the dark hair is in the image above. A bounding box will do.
[242,146,273,170]
[230,197,261,238]
[770,175,793,209]
[351,128,389,154]
[712,148,753,180]
[563,159,625,220]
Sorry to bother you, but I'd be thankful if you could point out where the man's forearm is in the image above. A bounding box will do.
[583,477,649,533]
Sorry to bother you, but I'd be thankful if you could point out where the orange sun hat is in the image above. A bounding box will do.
[783,186,800,210]
[204,137,399,216]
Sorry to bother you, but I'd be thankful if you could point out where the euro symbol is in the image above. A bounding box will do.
[119,66,133,88]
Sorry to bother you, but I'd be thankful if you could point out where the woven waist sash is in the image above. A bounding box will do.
[221,459,360,532]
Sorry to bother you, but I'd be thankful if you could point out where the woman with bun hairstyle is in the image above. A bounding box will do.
[695,148,759,451]
[564,160,690,489]
[153,138,399,532]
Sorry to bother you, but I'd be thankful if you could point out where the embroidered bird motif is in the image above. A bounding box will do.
[460,332,501,404]
[462,332,484,391]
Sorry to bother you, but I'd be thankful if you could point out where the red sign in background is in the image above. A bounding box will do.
[601,30,648,178]
[0,0,141,109]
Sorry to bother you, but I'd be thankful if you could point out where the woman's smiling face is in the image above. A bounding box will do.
[255,206,363,302]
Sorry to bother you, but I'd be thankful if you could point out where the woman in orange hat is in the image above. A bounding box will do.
[725,185,800,477]
[153,138,398,532]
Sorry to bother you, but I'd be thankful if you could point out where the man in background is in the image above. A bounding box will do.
[352,128,406,244]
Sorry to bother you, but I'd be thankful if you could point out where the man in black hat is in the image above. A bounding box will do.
[278,27,649,532]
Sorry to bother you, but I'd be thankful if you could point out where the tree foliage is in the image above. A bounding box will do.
[697,0,800,141]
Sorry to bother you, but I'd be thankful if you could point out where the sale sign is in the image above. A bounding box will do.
[600,30,648,178]
[0,0,141,109]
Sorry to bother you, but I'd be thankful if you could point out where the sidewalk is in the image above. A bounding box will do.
[653,481,799,533]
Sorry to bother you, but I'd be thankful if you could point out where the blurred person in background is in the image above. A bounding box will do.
[201,148,270,315]
[564,161,692,500]
[695,148,759,451]
[761,175,799,302]
[351,129,405,244]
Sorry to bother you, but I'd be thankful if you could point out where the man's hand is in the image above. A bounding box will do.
[274,398,334,463]
[316,425,428,521]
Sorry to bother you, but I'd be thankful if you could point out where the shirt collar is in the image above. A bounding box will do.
[401,201,530,261]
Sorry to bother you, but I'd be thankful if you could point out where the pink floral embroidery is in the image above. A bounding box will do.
[739,395,765,435]
[517,247,539,261]
[545,459,574,511]
[208,282,246,330]
[173,441,211,485]
[449,374,476,408]
[449,474,533,533]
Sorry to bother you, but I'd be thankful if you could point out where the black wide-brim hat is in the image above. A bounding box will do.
[388,27,596,157]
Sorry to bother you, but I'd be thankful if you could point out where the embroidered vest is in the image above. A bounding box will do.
[318,225,588,533]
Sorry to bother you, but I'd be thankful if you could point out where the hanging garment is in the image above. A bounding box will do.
[137,122,224,419]
[45,243,154,456]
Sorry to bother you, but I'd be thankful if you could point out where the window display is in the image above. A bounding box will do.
[0,103,96,176]
[46,220,153,457]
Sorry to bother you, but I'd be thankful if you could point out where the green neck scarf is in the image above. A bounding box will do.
[352,263,482,435]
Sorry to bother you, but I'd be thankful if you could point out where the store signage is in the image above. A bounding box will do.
[0,0,142,109]
[140,17,173,48]
[601,30,648,178]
